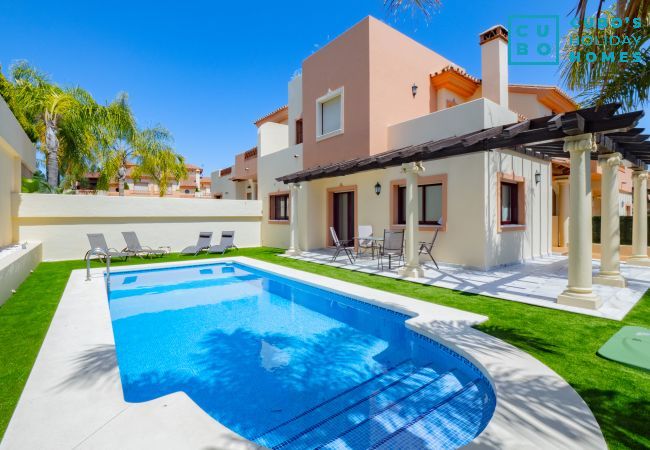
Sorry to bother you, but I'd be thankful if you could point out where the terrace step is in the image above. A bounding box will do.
[256,364,461,449]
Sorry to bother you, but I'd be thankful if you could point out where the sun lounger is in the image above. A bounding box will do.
[181,232,213,255]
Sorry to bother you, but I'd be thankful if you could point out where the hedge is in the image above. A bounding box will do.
[592,216,650,245]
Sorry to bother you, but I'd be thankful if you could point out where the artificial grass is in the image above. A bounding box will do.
[0,247,648,449]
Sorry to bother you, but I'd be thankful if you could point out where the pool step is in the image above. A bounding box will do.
[326,378,484,450]
[256,365,461,450]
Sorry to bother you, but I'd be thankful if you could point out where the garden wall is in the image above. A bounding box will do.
[14,194,262,261]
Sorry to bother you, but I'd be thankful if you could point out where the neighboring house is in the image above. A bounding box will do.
[211,106,289,199]
[83,162,211,198]
[215,16,641,271]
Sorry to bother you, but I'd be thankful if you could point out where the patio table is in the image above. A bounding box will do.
[354,236,383,259]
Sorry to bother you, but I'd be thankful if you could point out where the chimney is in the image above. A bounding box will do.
[479,25,509,108]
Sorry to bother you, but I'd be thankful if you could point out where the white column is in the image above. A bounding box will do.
[285,183,301,256]
[558,134,602,309]
[398,162,425,278]
[594,153,626,287]
[628,169,650,265]
[556,177,570,247]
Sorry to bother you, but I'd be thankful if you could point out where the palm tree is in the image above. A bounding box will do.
[0,66,38,142]
[133,147,187,197]
[561,7,649,109]
[9,61,102,188]
[384,0,441,18]
[97,110,186,196]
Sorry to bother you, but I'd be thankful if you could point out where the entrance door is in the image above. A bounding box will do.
[332,191,355,244]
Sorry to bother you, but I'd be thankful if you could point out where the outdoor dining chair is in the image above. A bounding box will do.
[356,225,374,258]
[419,220,442,270]
[329,227,355,264]
[122,231,167,258]
[377,229,404,271]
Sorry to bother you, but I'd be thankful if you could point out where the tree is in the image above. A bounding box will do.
[21,170,52,193]
[561,7,649,109]
[562,3,649,109]
[384,0,441,18]
[97,113,187,196]
[0,66,38,142]
[133,147,187,197]
[8,61,102,188]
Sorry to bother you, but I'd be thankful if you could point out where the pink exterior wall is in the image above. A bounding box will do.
[302,17,451,170]
[302,18,371,170]
[367,17,450,153]
[232,151,258,181]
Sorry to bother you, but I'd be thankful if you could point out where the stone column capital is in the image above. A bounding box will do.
[289,182,302,191]
[555,176,570,185]
[598,152,623,168]
[632,169,649,180]
[563,133,596,154]
[401,161,425,175]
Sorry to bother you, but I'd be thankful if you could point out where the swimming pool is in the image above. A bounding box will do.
[107,262,495,449]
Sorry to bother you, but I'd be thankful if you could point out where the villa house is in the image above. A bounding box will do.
[83,161,212,197]
[217,17,578,266]
[214,16,648,310]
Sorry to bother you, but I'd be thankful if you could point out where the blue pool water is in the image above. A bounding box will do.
[107,262,495,449]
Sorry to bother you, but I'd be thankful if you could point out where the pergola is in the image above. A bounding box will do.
[278,103,649,309]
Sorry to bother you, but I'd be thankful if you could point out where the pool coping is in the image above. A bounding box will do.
[0,257,606,449]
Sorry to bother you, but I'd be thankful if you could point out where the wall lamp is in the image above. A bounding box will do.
[535,171,541,185]
[411,83,418,98]
[374,182,382,196]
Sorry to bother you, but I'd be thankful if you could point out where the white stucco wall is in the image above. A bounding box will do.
[509,92,552,120]
[0,241,42,306]
[0,97,37,246]
[485,150,553,268]
[210,171,237,199]
[287,74,303,147]
[387,98,518,150]
[258,122,289,157]
[258,144,303,249]
[15,194,262,261]
[298,152,491,268]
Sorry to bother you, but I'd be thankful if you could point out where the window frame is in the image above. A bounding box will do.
[390,174,447,231]
[497,173,526,232]
[295,118,303,145]
[269,191,290,224]
[315,87,344,141]
[396,184,443,226]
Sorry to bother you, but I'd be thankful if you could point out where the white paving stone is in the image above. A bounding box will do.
[282,251,650,320]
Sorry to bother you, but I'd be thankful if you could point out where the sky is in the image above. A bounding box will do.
[1,0,647,174]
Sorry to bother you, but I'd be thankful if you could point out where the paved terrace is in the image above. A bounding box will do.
[281,251,650,320]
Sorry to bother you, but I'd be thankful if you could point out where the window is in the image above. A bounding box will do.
[270,193,289,221]
[321,96,341,134]
[397,184,443,225]
[497,173,526,231]
[500,182,517,224]
[295,119,303,144]
[316,87,344,140]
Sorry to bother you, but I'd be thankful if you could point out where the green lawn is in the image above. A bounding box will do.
[0,247,648,449]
